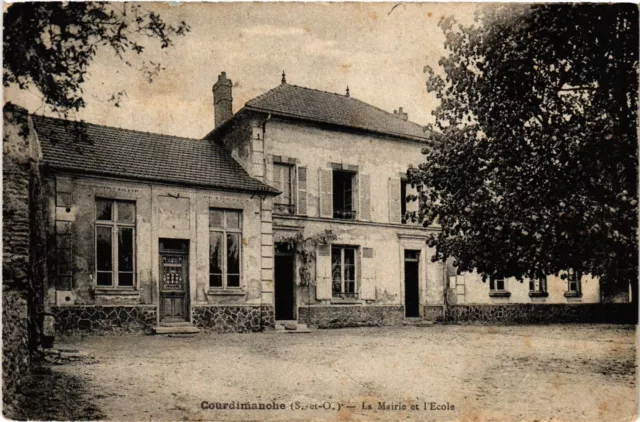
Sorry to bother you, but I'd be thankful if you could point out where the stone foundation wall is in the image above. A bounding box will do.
[192,305,275,332]
[2,289,29,413]
[441,304,638,324]
[299,305,405,329]
[423,305,444,321]
[52,305,157,334]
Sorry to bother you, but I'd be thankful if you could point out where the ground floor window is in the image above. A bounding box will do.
[209,209,242,288]
[489,276,510,297]
[332,246,357,298]
[95,199,136,288]
[529,276,549,297]
[566,270,582,296]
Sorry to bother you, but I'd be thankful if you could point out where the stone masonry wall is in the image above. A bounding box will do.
[192,305,275,332]
[51,306,157,335]
[2,289,29,415]
[441,304,637,324]
[3,103,45,413]
[299,305,405,329]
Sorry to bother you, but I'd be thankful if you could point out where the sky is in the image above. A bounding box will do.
[4,2,481,139]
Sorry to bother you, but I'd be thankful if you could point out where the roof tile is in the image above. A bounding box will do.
[32,115,278,194]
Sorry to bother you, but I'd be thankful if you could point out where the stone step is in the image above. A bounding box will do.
[402,319,435,327]
[158,321,193,327]
[153,325,200,335]
[274,321,311,333]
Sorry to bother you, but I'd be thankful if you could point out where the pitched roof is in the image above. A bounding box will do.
[244,83,429,142]
[32,115,278,194]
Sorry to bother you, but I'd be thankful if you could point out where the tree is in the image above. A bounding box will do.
[3,2,190,114]
[408,4,638,298]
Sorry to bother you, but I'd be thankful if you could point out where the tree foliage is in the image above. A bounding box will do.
[409,4,638,288]
[3,2,190,114]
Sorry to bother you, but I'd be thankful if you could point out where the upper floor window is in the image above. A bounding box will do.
[273,163,295,215]
[332,246,358,298]
[333,170,356,220]
[95,199,135,288]
[209,209,242,289]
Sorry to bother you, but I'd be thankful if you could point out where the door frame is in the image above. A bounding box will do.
[403,249,421,318]
[158,238,190,323]
[274,242,297,320]
[398,236,428,319]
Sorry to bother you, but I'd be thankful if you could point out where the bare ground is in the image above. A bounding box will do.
[12,324,638,421]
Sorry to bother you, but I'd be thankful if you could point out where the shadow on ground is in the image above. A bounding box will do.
[6,365,105,421]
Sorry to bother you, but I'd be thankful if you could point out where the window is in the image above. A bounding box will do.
[209,209,242,289]
[529,276,548,297]
[565,270,582,297]
[489,275,510,297]
[95,199,135,288]
[332,246,358,298]
[401,179,419,224]
[273,163,295,215]
[56,221,73,289]
[333,170,355,219]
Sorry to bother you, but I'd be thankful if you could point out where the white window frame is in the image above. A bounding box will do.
[208,208,243,289]
[94,199,136,289]
[273,162,296,215]
[331,245,358,298]
[489,276,507,293]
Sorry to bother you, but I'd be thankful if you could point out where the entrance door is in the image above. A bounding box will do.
[404,250,420,318]
[274,243,296,320]
[159,239,189,322]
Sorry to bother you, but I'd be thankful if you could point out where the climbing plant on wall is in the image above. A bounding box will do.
[279,229,337,286]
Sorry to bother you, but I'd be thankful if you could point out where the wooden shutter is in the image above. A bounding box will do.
[319,168,333,218]
[316,245,332,300]
[272,164,283,191]
[297,166,308,215]
[360,247,376,300]
[359,174,371,221]
[389,178,401,224]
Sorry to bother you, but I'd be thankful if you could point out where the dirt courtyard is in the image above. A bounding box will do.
[22,324,638,421]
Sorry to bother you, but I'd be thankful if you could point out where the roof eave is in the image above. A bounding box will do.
[42,163,280,196]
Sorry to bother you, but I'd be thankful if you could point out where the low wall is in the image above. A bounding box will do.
[192,305,275,332]
[2,289,29,414]
[299,305,405,329]
[441,303,638,324]
[51,305,158,334]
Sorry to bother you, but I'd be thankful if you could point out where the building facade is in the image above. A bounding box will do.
[30,72,633,334]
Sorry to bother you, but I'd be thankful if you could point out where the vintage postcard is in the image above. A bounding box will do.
[2,2,637,421]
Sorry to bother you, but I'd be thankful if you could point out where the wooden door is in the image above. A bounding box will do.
[159,240,189,322]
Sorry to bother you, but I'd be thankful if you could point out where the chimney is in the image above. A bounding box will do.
[393,107,408,121]
[213,72,233,128]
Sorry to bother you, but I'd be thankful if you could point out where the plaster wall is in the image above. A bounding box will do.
[449,270,600,305]
[47,174,265,320]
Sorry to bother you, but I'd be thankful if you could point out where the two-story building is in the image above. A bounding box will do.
[206,72,444,328]
[33,72,632,334]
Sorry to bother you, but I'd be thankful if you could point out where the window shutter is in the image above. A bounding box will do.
[359,174,371,221]
[360,248,376,300]
[315,245,332,300]
[273,164,282,191]
[297,166,308,215]
[319,168,333,218]
[389,178,401,224]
